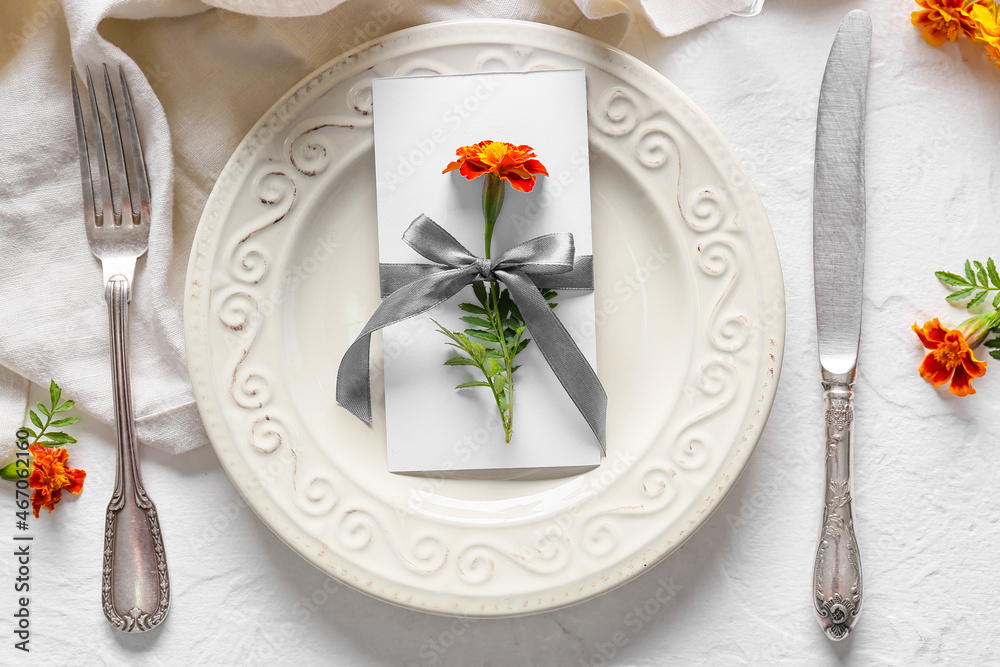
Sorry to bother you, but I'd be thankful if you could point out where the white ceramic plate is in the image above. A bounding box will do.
[185,19,784,617]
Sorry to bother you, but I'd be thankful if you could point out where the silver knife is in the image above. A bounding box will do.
[811,9,871,642]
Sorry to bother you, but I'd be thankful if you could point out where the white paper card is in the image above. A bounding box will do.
[372,69,599,475]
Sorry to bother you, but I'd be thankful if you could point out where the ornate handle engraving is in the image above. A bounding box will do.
[813,374,862,640]
[102,277,170,632]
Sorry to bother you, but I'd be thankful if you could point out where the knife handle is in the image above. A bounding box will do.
[813,373,862,640]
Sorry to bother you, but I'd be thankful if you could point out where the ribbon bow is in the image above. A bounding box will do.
[336,214,607,452]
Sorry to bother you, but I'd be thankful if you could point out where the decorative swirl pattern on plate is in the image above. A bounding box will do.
[635,123,678,169]
[591,86,639,136]
[292,475,338,516]
[218,291,272,410]
[289,121,358,176]
[680,187,727,233]
[227,171,296,284]
[394,59,453,77]
[456,539,572,585]
[699,239,750,354]
[476,49,518,72]
[580,466,678,557]
[249,415,284,454]
[673,361,739,471]
[347,79,374,116]
[336,508,448,575]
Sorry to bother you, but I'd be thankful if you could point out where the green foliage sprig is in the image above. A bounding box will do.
[936,258,1000,309]
[435,281,556,443]
[936,258,1000,359]
[24,380,79,447]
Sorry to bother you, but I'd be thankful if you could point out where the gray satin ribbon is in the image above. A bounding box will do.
[336,213,607,452]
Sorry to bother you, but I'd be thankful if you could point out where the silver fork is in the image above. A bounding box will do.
[71,64,170,632]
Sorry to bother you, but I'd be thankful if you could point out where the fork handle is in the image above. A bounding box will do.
[101,275,170,632]
[813,375,862,640]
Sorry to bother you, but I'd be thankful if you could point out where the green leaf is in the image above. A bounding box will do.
[993,291,1000,309]
[37,402,50,417]
[458,302,488,315]
[460,316,492,328]
[485,358,501,377]
[29,410,42,429]
[966,259,976,283]
[936,271,970,287]
[42,432,76,444]
[473,281,488,305]
[466,329,499,343]
[484,348,503,358]
[48,417,79,428]
[542,290,557,300]
[444,357,479,367]
[946,287,975,302]
[509,300,523,323]
[990,349,1000,360]
[456,381,491,389]
[989,258,1000,288]
[515,326,526,336]
[493,375,506,391]
[470,342,486,363]
[975,261,988,286]
[498,290,512,321]
[52,400,74,413]
[500,403,512,411]
[969,290,989,308]
[21,428,36,439]
[49,380,61,409]
[511,365,521,373]
[515,339,530,354]
[983,337,1000,348]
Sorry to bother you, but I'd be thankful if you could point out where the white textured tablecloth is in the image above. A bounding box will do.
[7,0,1000,664]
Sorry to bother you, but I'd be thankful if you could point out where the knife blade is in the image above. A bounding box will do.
[811,9,871,642]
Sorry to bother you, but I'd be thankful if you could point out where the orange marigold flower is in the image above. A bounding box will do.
[913,317,988,396]
[27,445,85,518]
[443,141,548,193]
[911,0,990,46]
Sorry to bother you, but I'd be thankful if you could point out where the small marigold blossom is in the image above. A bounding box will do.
[443,141,549,193]
[27,444,86,518]
[913,316,989,396]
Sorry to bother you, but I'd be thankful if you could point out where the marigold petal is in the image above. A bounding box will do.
[961,351,988,378]
[458,159,490,180]
[919,352,954,386]
[503,171,536,192]
[442,160,463,174]
[521,159,549,176]
[922,26,951,46]
[949,364,977,396]
[913,318,948,349]
[66,468,86,495]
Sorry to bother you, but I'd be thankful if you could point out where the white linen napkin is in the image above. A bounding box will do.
[0,0,761,464]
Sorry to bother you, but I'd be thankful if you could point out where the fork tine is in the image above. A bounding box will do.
[117,64,150,226]
[71,68,97,230]
[86,66,114,226]
[103,64,132,226]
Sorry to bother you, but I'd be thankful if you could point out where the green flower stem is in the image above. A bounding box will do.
[482,173,504,260]
[481,173,516,441]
